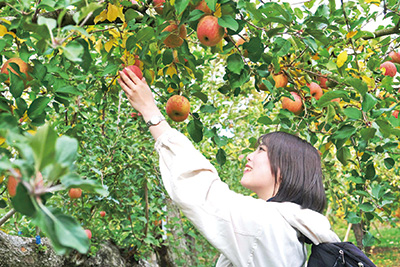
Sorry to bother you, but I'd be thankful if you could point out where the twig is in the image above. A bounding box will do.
[0,209,16,227]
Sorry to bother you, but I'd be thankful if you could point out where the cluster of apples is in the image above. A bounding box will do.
[156,0,225,49]
[381,50,400,78]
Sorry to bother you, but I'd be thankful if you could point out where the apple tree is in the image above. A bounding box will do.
[0,0,399,264]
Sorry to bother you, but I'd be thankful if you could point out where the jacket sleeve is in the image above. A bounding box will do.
[154,129,263,265]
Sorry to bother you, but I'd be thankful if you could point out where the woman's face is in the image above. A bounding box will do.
[240,144,279,200]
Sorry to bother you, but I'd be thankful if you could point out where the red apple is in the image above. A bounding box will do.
[317,74,328,89]
[7,170,21,198]
[123,65,143,80]
[393,110,399,119]
[380,61,397,77]
[1,57,32,85]
[100,211,106,217]
[282,92,303,115]
[196,15,225,47]
[307,82,323,100]
[195,0,212,14]
[85,229,92,239]
[389,51,400,64]
[134,55,141,67]
[69,188,82,199]
[166,95,190,122]
[162,22,187,48]
[153,0,165,14]
[272,72,288,88]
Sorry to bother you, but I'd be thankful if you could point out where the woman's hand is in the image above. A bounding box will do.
[118,67,171,139]
[118,67,161,120]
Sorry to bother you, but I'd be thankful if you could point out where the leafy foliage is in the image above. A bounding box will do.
[0,0,399,264]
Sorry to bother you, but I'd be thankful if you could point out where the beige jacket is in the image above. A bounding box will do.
[155,129,340,267]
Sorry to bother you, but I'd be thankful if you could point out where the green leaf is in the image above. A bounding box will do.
[55,86,82,95]
[63,41,84,62]
[272,37,291,56]
[218,16,239,31]
[359,202,374,212]
[162,50,173,65]
[317,90,348,107]
[37,16,57,34]
[258,116,272,125]
[216,148,226,166]
[200,105,217,113]
[384,158,395,169]
[174,0,190,15]
[29,124,57,171]
[343,107,362,120]
[376,119,392,138]
[332,125,356,141]
[11,184,36,217]
[55,135,78,168]
[345,211,362,224]
[54,212,90,254]
[227,54,244,75]
[371,184,384,199]
[27,97,51,120]
[32,208,67,255]
[362,232,377,247]
[365,163,375,180]
[9,72,25,98]
[60,173,108,196]
[187,119,203,143]
[360,128,376,141]
[362,93,377,112]
[346,77,368,97]
[336,146,351,165]
[192,91,208,103]
[136,27,155,44]
[303,36,318,53]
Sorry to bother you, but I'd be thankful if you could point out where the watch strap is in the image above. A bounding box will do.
[146,115,166,127]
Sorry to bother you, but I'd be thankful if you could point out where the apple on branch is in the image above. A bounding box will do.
[272,71,288,88]
[194,0,212,14]
[162,22,187,48]
[122,65,143,80]
[166,95,190,122]
[69,188,82,199]
[380,61,397,77]
[1,57,32,85]
[389,51,400,64]
[282,91,303,115]
[307,82,323,100]
[197,15,225,47]
[153,0,165,15]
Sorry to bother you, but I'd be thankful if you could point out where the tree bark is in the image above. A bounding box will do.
[0,231,155,267]
[352,223,364,249]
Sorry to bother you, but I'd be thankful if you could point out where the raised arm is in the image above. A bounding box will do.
[117,68,170,140]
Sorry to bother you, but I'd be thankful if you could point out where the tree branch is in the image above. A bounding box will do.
[362,19,400,40]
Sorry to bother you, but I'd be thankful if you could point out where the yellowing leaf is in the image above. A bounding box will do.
[0,25,8,36]
[105,39,115,52]
[362,75,375,88]
[94,9,107,24]
[311,53,320,60]
[0,137,5,146]
[183,65,194,79]
[346,31,358,39]
[337,51,348,68]
[167,86,174,93]
[365,0,381,6]
[95,39,102,53]
[166,65,177,77]
[107,4,124,22]
[214,4,222,17]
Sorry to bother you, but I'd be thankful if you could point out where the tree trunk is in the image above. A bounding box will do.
[352,223,364,249]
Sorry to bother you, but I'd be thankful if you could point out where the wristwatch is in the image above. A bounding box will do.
[146,115,166,127]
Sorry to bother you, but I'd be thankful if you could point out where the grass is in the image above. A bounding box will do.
[331,219,400,266]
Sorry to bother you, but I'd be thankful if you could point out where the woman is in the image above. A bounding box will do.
[118,68,340,266]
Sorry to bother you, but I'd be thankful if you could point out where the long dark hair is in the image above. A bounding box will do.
[258,131,326,213]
